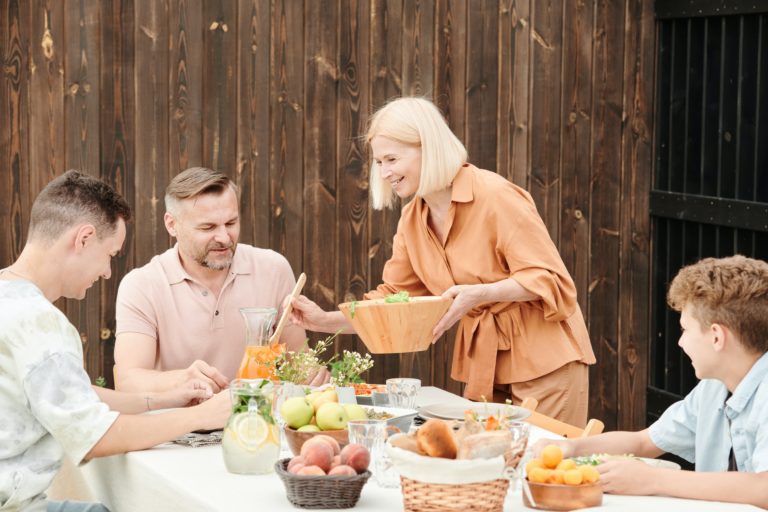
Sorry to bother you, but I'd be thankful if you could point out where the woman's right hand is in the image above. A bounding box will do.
[289,294,331,331]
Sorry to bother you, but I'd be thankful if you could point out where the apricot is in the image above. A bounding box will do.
[563,469,583,485]
[297,465,326,476]
[525,458,545,475]
[541,445,563,469]
[556,459,577,471]
[578,465,600,484]
[302,441,333,473]
[527,467,551,484]
[340,443,370,473]
[547,469,565,485]
[328,465,357,476]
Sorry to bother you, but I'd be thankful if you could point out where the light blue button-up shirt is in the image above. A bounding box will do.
[649,352,768,472]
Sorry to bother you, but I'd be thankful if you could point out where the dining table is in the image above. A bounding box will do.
[49,386,761,511]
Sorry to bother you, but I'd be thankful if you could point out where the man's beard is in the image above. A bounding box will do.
[195,243,236,270]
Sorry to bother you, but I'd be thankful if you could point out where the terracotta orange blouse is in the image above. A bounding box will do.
[364,165,596,401]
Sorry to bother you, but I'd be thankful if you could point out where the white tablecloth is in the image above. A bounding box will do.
[51,386,759,511]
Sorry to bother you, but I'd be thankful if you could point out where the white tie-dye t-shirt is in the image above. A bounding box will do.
[0,281,118,511]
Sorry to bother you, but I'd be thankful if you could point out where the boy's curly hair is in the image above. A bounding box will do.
[667,255,768,354]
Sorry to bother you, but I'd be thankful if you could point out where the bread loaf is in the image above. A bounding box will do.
[457,430,513,460]
[416,419,458,459]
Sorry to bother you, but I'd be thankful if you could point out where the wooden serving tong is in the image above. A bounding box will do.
[269,272,306,344]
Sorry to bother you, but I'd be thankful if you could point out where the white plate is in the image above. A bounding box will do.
[362,405,418,433]
[581,454,681,470]
[637,457,681,470]
[419,402,531,422]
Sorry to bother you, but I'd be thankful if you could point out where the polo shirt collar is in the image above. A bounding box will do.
[161,243,250,285]
[450,164,474,204]
[727,352,768,414]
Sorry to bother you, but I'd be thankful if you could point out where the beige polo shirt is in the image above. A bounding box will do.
[115,244,305,380]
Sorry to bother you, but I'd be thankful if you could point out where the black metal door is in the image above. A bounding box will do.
[649,0,768,423]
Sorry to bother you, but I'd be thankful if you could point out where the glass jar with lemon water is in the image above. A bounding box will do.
[222,379,280,474]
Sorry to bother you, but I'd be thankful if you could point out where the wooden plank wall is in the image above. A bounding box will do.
[0,0,655,431]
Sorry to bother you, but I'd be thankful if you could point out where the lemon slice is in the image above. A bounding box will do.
[230,413,269,450]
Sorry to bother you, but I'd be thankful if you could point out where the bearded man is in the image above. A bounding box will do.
[114,167,324,394]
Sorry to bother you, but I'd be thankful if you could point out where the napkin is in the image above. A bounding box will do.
[173,430,223,447]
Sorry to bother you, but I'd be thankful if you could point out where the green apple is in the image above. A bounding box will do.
[316,402,349,431]
[297,424,321,432]
[311,389,339,413]
[343,404,368,421]
[280,396,314,429]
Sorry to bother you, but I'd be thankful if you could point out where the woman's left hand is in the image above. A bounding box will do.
[432,284,485,342]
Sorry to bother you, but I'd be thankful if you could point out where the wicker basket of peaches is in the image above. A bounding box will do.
[384,409,529,512]
[521,444,602,510]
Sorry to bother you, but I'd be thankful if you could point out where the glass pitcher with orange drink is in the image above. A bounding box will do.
[236,307,283,380]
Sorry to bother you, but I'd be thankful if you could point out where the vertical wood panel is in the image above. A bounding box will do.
[1,0,30,268]
[588,0,626,431]
[29,0,64,198]
[203,0,237,175]
[559,0,593,315]
[529,0,562,240]
[304,0,338,318]
[619,0,654,431]
[134,0,169,266]
[368,0,404,386]
[237,0,270,248]
[507,0,531,188]
[269,0,303,273]
[465,0,498,172]
[337,0,370,358]
[169,0,203,175]
[64,0,101,378]
[402,0,434,96]
[100,0,135,385]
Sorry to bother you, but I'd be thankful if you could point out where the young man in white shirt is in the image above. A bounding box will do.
[0,171,230,512]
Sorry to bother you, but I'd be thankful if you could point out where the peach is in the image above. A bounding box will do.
[288,463,306,475]
[331,455,342,468]
[314,435,341,456]
[296,465,326,476]
[340,443,370,473]
[328,465,357,477]
[287,456,305,471]
[300,437,330,458]
[302,441,333,473]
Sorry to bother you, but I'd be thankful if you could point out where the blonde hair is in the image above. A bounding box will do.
[667,255,768,354]
[366,97,467,209]
[165,167,239,215]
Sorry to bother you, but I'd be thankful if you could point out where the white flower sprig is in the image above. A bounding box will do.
[328,350,375,387]
[274,335,334,384]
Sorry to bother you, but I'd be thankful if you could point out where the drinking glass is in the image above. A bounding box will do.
[385,378,420,409]
[347,419,400,488]
[504,420,530,488]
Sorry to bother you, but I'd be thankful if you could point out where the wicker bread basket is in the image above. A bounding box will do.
[386,434,525,512]
[274,458,371,509]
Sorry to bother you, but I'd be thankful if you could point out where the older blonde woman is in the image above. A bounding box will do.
[291,97,595,425]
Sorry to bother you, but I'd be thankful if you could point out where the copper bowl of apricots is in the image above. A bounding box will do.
[522,444,602,511]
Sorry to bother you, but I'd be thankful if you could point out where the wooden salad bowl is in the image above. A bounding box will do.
[338,296,452,354]
[522,480,603,510]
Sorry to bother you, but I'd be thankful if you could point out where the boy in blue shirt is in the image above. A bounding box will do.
[533,255,768,508]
